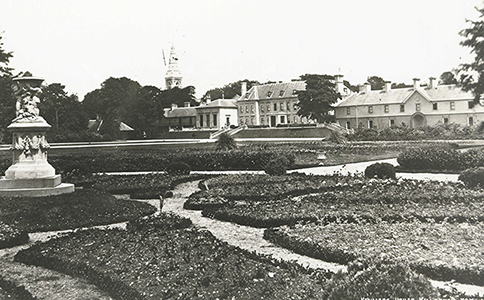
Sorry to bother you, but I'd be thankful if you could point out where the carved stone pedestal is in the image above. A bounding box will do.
[0,120,74,197]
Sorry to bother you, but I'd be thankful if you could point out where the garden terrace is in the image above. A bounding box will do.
[15,215,331,300]
[398,147,484,172]
[265,221,484,286]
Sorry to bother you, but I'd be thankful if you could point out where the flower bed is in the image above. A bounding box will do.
[265,221,484,285]
[196,177,484,227]
[15,215,329,299]
[0,189,155,233]
[185,173,361,210]
[0,223,29,250]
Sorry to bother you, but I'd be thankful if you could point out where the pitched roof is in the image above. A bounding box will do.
[239,81,306,101]
[197,99,238,109]
[164,107,197,118]
[336,84,476,107]
[119,122,134,132]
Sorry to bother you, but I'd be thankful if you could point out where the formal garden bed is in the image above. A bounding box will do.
[14,214,334,300]
[264,221,484,286]
[189,174,484,227]
[0,189,155,242]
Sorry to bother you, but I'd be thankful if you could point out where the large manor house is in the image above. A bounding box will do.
[163,45,484,133]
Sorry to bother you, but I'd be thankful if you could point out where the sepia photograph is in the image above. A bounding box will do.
[0,0,484,299]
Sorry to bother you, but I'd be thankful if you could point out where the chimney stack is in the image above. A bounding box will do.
[171,103,178,110]
[384,81,392,93]
[184,102,190,108]
[429,77,437,89]
[413,78,420,89]
[365,82,371,94]
[241,82,247,97]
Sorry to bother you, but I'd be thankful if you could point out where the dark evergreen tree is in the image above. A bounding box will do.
[296,74,341,123]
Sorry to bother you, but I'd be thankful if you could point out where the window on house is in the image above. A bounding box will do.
[261,105,264,112]
[261,117,265,124]
[239,118,243,125]
[287,102,291,111]
[280,102,284,111]
[213,114,217,126]
[400,104,405,112]
[450,102,455,110]
[294,116,298,123]
[250,117,254,124]
[368,120,373,128]
[239,106,243,113]
[443,117,449,124]
[292,89,298,96]
[279,90,285,97]
[251,105,254,113]
[469,116,474,126]
[346,121,351,129]
[244,92,250,99]
[389,119,395,127]
[245,105,248,113]
[433,103,438,110]
[267,91,273,98]
[416,103,421,111]
[280,116,286,124]
[384,105,389,113]
[368,106,373,113]
[293,103,298,110]
[245,117,249,124]
[267,104,270,112]
[274,103,277,111]
[347,107,351,115]
[469,101,475,109]
[200,115,204,127]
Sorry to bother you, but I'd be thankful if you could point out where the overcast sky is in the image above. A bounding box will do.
[0,0,481,99]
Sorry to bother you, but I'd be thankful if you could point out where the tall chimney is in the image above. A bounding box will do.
[384,81,392,93]
[429,77,437,89]
[413,78,420,89]
[359,84,366,93]
[171,103,178,110]
[365,82,371,94]
[241,82,247,97]
[253,85,259,99]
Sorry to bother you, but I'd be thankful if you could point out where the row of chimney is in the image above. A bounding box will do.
[359,77,439,94]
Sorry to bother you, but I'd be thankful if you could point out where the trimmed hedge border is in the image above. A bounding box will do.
[14,250,144,300]
[264,226,484,286]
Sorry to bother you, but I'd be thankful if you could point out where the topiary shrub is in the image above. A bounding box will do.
[364,162,396,180]
[165,161,191,175]
[264,156,289,176]
[323,259,439,299]
[459,167,484,188]
[216,132,237,151]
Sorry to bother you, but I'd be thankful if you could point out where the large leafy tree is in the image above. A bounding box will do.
[81,77,141,138]
[439,71,458,85]
[39,83,86,132]
[367,76,386,90]
[459,5,484,103]
[0,33,15,143]
[131,85,164,138]
[203,80,260,100]
[296,74,341,123]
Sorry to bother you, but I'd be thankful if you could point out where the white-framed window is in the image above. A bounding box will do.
[433,103,438,110]
[450,102,455,110]
[384,105,389,113]
[416,103,421,111]
[368,106,373,113]
[400,104,405,112]
[347,107,351,115]
[469,116,474,126]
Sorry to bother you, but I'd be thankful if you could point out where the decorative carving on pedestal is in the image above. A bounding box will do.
[0,72,74,197]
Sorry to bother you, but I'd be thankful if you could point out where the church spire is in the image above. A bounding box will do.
[165,44,182,89]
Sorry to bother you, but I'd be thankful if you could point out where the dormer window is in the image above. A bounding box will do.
[244,92,250,99]
[292,89,298,96]
[267,91,273,98]
[279,90,285,97]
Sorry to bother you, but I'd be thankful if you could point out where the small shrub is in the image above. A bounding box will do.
[364,162,396,180]
[216,133,237,151]
[264,156,289,176]
[165,161,191,175]
[459,167,484,188]
[323,259,438,299]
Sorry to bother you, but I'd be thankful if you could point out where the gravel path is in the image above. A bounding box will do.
[163,180,346,273]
